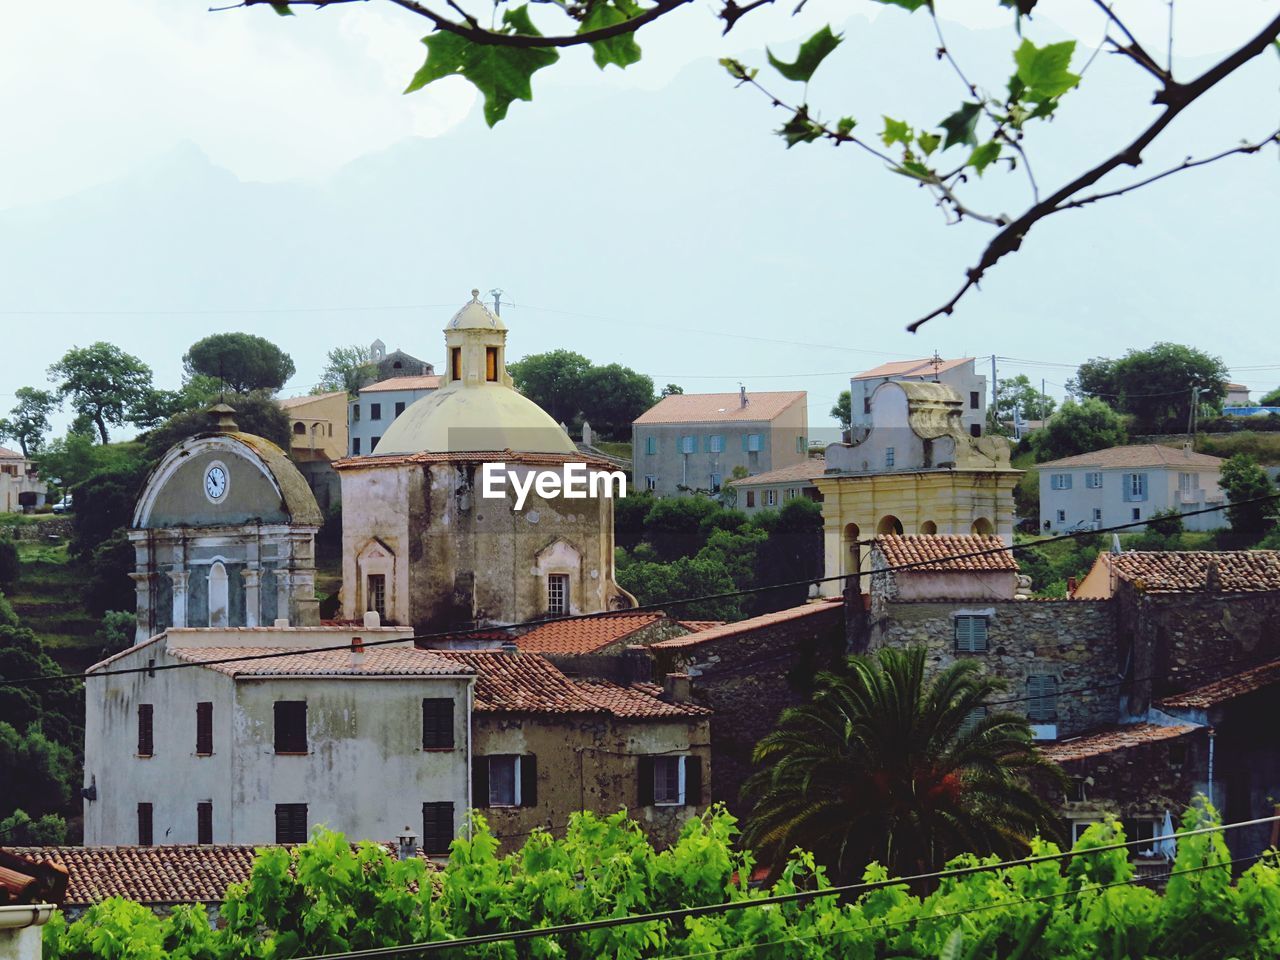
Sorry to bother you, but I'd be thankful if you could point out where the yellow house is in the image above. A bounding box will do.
[813,380,1020,595]
[278,390,349,510]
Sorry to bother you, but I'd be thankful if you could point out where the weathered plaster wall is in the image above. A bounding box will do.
[147,449,290,527]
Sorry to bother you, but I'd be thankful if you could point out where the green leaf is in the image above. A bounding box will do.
[881,116,912,147]
[939,101,982,150]
[836,116,857,137]
[581,0,642,70]
[894,159,933,181]
[766,25,842,84]
[778,107,823,148]
[968,141,1001,175]
[270,2,293,14]
[870,0,929,9]
[719,57,756,82]
[405,6,560,127]
[1014,38,1079,100]
[917,131,941,156]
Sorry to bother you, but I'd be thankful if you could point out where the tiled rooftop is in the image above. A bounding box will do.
[728,459,828,486]
[633,391,805,425]
[0,445,27,459]
[1039,723,1201,763]
[1104,551,1280,593]
[1159,658,1280,710]
[651,599,840,651]
[675,620,726,632]
[1036,444,1223,470]
[514,613,667,655]
[853,357,973,380]
[571,679,711,719]
[874,534,1018,573]
[0,848,68,905]
[360,375,441,392]
[279,391,345,409]
[168,646,472,678]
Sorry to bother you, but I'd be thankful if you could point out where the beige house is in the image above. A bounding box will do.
[0,445,48,513]
[727,457,826,514]
[632,388,808,498]
[278,391,348,510]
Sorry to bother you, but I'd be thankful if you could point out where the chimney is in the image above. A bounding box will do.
[1205,560,1222,592]
[395,826,418,861]
[739,384,748,409]
[1183,440,1193,457]
[662,672,692,704]
[349,636,365,668]
[362,609,382,629]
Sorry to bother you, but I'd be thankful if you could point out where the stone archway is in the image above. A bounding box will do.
[876,515,904,536]
[919,520,938,535]
[971,517,994,535]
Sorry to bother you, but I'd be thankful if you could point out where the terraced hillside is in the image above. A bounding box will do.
[9,540,103,674]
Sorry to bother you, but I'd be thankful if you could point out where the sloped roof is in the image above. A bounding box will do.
[168,646,472,678]
[0,445,25,459]
[651,599,840,651]
[360,375,442,393]
[728,459,827,487]
[633,391,805,425]
[434,650,608,714]
[874,534,1018,573]
[676,620,726,632]
[514,613,667,655]
[1103,551,1280,593]
[853,357,973,380]
[1039,723,1201,763]
[279,391,345,409]
[1036,444,1223,470]
[1159,658,1280,710]
[570,679,712,718]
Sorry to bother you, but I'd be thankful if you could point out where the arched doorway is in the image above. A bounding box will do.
[876,515,903,536]
[919,520,937,535]
[971,517,994,535]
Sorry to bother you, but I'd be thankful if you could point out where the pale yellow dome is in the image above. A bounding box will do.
[375,383,575,455]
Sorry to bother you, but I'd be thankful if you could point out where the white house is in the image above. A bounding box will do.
[349,375,441,456]
[82,624,477,849]
[0,446,48,513]
[850,357,988,438]
[1037,444,1225,534]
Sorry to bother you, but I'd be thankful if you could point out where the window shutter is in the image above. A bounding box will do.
[520,754,538,807]
[471,755,489,808]
[137,802,153,846]
[275,701,307,753]
[742,433,749,452]
[971,616,988,651]
[196,701,213,755]
[422,698,455,750]
[637,756,655,807]
[138,704,154,757]
[1027,676,1058,723]
[197,802,213,844]
[422,802,455,855]
[684,756,703,806]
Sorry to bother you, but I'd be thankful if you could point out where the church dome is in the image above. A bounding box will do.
[449,289,506,331]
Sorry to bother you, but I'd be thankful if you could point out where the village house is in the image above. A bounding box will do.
[849,356,988,438]
[0,445,48,513]
[348,375,442,456]
[370,339,434,381]
[631,388,808,498]
[726,457,826,514]
[277,390,348,510]
[1037,444,1225,534]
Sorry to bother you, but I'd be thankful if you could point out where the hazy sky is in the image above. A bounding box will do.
[1,1,1276,437]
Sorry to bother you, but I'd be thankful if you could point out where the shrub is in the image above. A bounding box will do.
[0,537,18,588]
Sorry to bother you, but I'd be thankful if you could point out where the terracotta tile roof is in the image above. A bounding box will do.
[168,646,473,678]
[1039,723,1201,763]
[651,599,841,651]
[360,375,442,392]
[433,650,607,714]
[1036,444,1223,470]
[570,679,712,718]
[853,357,974,380]
[333,449,615,470]
[1159,658,1280,710]
[874,534,1018,572]
[0,446,24,460]
[0,849,68,905]
[728,459,827,486]
[633,391,805,425]
[676,620,725,632]
[1103,551,1280,593]
[514,614,666,655]
[279,391,345,409]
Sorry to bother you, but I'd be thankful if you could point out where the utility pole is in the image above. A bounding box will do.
[990,354,998,415]
[1188,386,1200,440]
[1041,378,1047,421]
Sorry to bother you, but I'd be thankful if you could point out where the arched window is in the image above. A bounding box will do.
[919,520,938,535]
[293,422,306,435]
[208,562,229,628]
[971,517,995,536]
[876,515,903,536]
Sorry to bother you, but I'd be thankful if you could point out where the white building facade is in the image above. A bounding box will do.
[349,376,441,456]
[1037,445,1225,533]
[850,357,988,438]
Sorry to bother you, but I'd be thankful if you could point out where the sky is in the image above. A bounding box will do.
[0,0,1276,439]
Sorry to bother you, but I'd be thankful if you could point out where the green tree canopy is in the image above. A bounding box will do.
[318,344,378,396]
[830,389,851,433]
[183,333,296,395]
[0,387,58,456]
[994,374,1056,424]
[580,362,656,438]
[1261,386,1280,407]
[510,351,654,438]
[508,349,592,425]
[47,342,158,444]
[1067,343,1228,434]
[1029,398,1127,463]
[660,383,684,397]
[1218,453,1277,539]
[141,393,292,462]
[743,646,1060,881]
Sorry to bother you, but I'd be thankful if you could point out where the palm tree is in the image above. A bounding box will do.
[742,646,1062,882]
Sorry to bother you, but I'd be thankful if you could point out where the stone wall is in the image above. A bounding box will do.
[867,598,1118,737]
[649,601,847,815]
[8,516,74,541]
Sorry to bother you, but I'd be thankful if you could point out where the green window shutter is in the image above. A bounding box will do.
[1027,675,1058,723]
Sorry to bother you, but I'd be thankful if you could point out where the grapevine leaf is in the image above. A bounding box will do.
[270,2,294,14]
[778,107,823,148]
[582,0,643,70]
[969,141,1001,175]
[405,6,560,127]
[917,131,941,156]
[894,159,933,181]
[939,101,982,149]
[881,116,912,147]
[766,25,842,83]
[836,116,857,137]
[1014,38,1079,101]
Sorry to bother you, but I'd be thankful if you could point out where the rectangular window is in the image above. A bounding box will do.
[137,703,154,757]
[796,435,806,453]
[137,802,153,846]
[422,698,455,750]
[969,391,980,409]
[370,402,382,421]
[709,435,724,454]
[746,434,762,453]
[352,437,361,455]
[885,447,895,469]
[1093,507,1102,522]
[275,803,308,844]
[1056,509,1066,523]
[653,756,682,805]
[954,614,989,653]
[450,347,462,381]
[1125,473,1148,501]
[680,436,695,454]
[1132,507,1141,521]
[490,756,517,806]
[638,755,702,807]
[1051,473,1072,490]
[746,490,756,508]
[1179,472,1198,494]
[784,488,795,501]
[367,574,386,619]
[547,574,569,615]
[196,701,213,756]
[197,802,213,844]
[422,801,455,855]
[1086,472,1103,489]
[486,347,498,382]
[959,707,986,736]
[644,475,656,491]
[472,755,537,808]
[1027,675,1059,723]
[709,473,721,493]
[371,435,381,452]
[394,401,406,418]
[645,436,657,455]
[765,489,778,507]
[352,404,361,423]
[274,701,308,754]
[863,396,871,415]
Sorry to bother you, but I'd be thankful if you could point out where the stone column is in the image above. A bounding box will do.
[242,566,261,628]
[128,571,153,644]
[168,569,190,629]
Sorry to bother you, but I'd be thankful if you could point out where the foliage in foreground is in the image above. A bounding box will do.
[44,802,1280,960]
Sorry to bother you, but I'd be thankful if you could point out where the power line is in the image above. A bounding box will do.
[4,492,1278,689]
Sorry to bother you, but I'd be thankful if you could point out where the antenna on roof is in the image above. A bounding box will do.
[489,288,503,316]
[929,351,943,383]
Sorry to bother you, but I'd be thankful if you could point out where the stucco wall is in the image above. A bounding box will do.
[1038,464,1224,534]
[146,448,291,527]
[349,387,436,456]
[850,363,986,436]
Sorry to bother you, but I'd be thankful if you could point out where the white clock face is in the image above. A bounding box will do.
[204,464,228,502]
